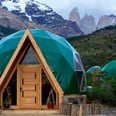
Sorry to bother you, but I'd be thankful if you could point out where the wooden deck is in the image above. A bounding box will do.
[0,109,60,114]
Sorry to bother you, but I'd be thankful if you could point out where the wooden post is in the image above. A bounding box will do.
[78,104,82,116]
[71,104,80,116]
[68,103,72,115]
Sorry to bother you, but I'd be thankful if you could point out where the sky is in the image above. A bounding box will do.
[38,0,116,23]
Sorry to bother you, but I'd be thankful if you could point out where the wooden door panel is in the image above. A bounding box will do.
[23,78,36,82]
[19,65,40,109]
[23,91,37,97]
[23,81,36,85]
[22,97,36,104]
[22,73,36,79]
[22,85,36,91]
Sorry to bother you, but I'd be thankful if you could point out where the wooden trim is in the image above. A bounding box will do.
[39,67,42,108]
[17,66,21,108]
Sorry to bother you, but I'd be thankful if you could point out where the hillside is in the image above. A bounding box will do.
[68,25,116,70]
[0,26,18,38]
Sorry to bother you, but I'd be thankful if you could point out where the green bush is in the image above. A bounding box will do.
[87,77,116,106]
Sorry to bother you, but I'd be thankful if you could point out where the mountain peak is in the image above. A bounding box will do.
[69,7,116,35]
[69,8,96,35]
[69,7,81,28]
[81,14,96,34]
[71,7,79,13]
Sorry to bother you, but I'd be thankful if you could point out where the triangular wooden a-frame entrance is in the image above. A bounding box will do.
[0,29,63,110]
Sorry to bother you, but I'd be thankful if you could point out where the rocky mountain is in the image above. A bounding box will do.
[0,8,45,29]
[69,7,116,35]
[69,7,81,29]
[0,8,52,37]
[69,7,96,35]
[81,14,96,35]
[0,0,82,37]
[97,15,116,30]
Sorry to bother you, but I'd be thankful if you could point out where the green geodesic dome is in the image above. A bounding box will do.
[102,60,116,78]
[0,29,86,94]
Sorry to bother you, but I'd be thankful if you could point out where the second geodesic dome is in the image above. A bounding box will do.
[102,60,116,78]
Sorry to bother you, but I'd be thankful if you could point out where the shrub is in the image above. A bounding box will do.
[87,77,116,106]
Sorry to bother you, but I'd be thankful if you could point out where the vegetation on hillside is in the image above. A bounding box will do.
[68,25,116,70]
[0,26,17,39]
[87,75,116,106]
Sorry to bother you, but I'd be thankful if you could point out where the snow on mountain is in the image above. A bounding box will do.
[1,0,51,12]
[1,0,53,22]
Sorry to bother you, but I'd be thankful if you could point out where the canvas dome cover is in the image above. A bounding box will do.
[102,60,116,78]
[87,66,101,73]
[0,29,86,94]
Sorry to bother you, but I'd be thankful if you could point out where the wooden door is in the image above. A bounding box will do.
[18,65,40,109]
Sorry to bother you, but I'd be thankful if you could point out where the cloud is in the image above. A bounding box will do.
[38,0,74,19]
[38,0,116,21]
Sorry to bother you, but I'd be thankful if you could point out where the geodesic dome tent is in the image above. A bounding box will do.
[0,29,86,94]
[86,65,102,84]
[102,60,116,78]
[87,65,101,73]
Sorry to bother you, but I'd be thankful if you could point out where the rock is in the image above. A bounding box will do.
[81,14,96,35]
[97,15,116,30]
[0,8,43,29]
[69,8,96,35]
[69,7,81,28]
[69,7,116,35]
